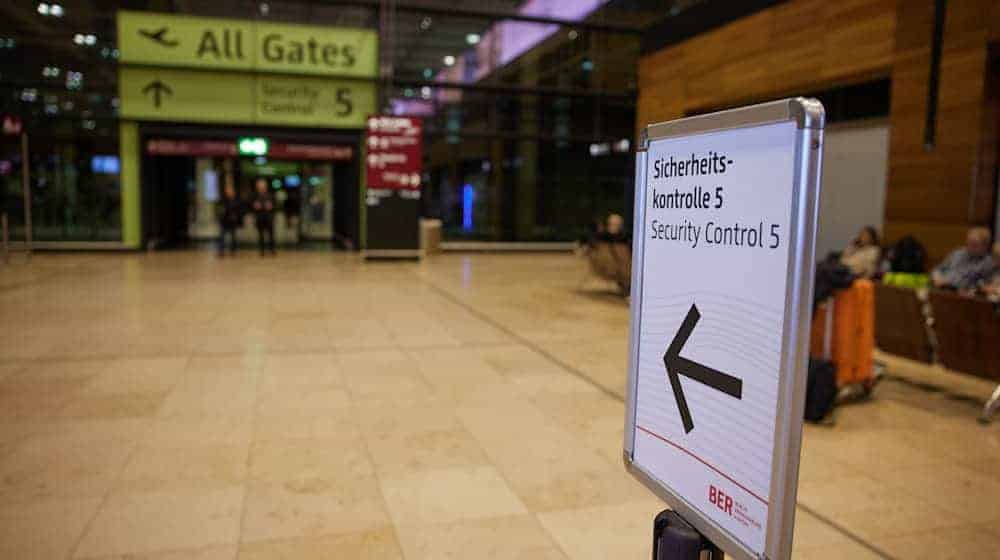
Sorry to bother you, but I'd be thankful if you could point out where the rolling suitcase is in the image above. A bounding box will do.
[809,279,876,389]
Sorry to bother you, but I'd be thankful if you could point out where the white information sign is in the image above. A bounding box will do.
[624,99,824,560]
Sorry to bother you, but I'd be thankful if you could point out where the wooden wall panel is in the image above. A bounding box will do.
[639,0,999,266]
[638,0,896,126]
[885,0,995,264]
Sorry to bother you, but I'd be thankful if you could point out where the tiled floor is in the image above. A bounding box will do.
[0,251,998,559]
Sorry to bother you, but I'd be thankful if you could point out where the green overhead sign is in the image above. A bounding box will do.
[119,67,375,128]
[238,137,269,156]
[117,11,378,78]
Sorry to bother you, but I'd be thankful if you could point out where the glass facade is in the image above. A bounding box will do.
[0,0,645,247]
[0,123,121,242]
[388,15,640,242]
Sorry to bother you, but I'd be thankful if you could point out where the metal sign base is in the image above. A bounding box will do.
[654,510,723,560]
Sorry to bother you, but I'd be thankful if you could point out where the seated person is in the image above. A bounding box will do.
[840,226,881,278]
[931,226,993,290]
[601,213,629,243]
[980,242,1000,299]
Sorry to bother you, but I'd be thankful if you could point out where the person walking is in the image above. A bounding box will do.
[252,178,276,256]
[217,182,241,256]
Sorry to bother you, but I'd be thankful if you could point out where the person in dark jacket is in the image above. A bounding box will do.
[251,178,276,255]
[217,183,241,256]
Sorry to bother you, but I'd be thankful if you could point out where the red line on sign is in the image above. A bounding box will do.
[636,425,768,506]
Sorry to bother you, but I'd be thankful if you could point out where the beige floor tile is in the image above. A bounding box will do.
[509,372,603,397]
[247,437,374,485]
[797,474,908,515]
[238,528,402,560]
[355,400,463,437]
[0,373,92,420]
[80,357,187,396]
[0,361,27,381]
[878,462,1000,524]
[365,426,490,477]
[536,500,663,560]
[116,443,249,494]
[75,486,244,558]
[875,526,1000,560]
[240,480,391,543]
[0,421,143,503]
[57,391,169,420]
[5,252,1000,560]
[828,498,968,542]
[145,415,255,448]
[379,466,528,526]
[0,498,102,559]
[253,407,361,442]
[791,508,860,550]
[395,515,567,560]
[157,379,257,419]
[82,544,237,560]
[792,540,886,560]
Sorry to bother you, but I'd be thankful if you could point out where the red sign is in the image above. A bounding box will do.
[2,115,23,136]
[147,139,236,157]
[146,139,353,161]
[269,143,353,161]
[366,115,423,190]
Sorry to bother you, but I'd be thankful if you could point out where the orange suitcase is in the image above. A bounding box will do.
[809,279,875,388]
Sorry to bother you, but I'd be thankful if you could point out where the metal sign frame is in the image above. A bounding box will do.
[623,98,825,560]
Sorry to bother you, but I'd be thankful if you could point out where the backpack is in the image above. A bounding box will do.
[888,236,927,273]
[804,359,837,422]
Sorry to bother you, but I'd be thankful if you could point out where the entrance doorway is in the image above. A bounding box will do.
[140,127,359,250]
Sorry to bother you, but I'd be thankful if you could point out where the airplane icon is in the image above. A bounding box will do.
[138,27,179,47]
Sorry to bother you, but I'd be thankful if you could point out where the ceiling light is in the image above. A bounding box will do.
[403,88,414,97]
[568,30,579,40]
[20,88,38,102]
[73,33,84,45]
[84,34,97,46]
[419,16,432,30]
[82,120,96,130]
[259,2,270,15]
[581,58,594,72]
[39,3,64,17]
[44,104,58,115]
[42,66,61,78]
[420,86,431,99]
[422,68,433,79]
[66,70,83,90]
[465,33,480,45]
[443,55,455,67]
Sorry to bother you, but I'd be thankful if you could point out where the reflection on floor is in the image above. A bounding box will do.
[0,252,997,559]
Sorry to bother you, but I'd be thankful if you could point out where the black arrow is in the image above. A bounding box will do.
[664,304,743,434]
[139,27,179,47]
[142,80,173,108]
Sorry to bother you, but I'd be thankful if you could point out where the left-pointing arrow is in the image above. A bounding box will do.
[663,304,743,434]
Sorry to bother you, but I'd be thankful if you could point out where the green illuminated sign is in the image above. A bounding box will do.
[238,137,269,156]
[117,11,378,78]
[118,67,375,128]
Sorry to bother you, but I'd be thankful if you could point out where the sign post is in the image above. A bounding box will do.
[20,130,31,260]
[623,98,824,560]
[363,115,423,259]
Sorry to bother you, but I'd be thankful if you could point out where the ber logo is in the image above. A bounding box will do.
[708,485,733,516]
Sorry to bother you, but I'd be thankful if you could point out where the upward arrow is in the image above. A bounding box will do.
[142,80,173,108]
[664,304,743,434]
